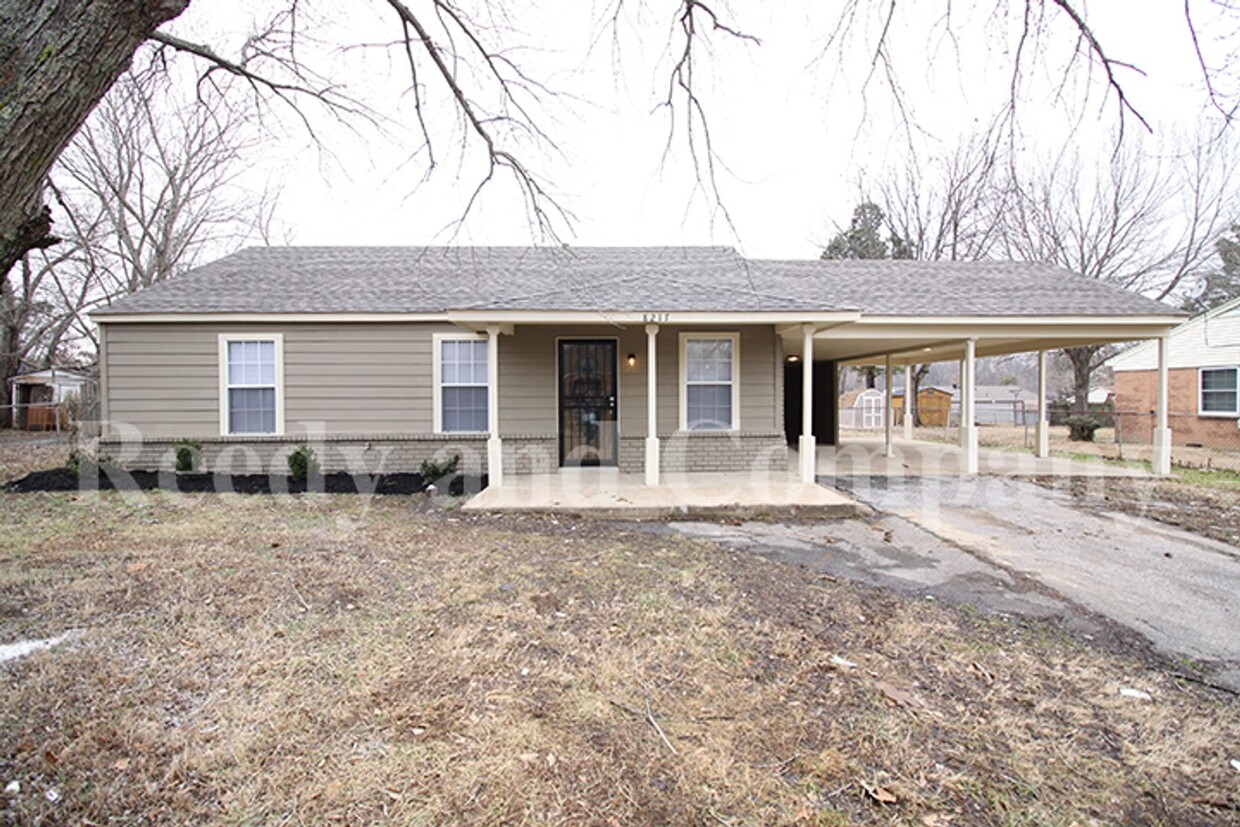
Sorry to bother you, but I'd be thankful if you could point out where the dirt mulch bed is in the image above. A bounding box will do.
[4,467,487,496]
[1035,474,1240,548]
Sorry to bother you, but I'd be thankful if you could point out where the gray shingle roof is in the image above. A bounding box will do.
[93,246,1182,318]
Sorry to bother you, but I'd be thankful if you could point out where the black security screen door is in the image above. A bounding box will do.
[558,340,618,466]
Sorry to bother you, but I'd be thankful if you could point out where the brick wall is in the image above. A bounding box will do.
[1113,368,1240,447]
[658,431,789,473]
[98,431,789,475]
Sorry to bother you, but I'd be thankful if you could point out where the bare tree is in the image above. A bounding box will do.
[876,129,1006,264]
[871,129,1008,422]
[0,64,271,424]
[49,67,264,310]
[4,0,1240,284]
[1001,135,1240,408]
[819,0,1240,148]
[0,252,82,426]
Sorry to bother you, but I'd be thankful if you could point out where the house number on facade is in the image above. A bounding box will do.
[642,313,671,323]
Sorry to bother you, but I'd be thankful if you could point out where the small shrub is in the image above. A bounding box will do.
[65,448,115,478]
[419,454,460,485]
[287,445,318,482]
[174,439,202,473]
[1065,415,1101,442]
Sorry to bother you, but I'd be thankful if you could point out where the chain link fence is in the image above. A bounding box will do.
[842,397,1240,474]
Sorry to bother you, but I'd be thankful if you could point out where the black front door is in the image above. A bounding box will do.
[558,340,618,466]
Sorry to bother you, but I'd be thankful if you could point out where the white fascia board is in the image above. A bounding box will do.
[446,309,863,326]
[819,317,1182,341]
[92,312,452,324]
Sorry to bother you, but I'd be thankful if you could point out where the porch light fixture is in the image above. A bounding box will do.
[627,353,637,367]
[786,355,799,363]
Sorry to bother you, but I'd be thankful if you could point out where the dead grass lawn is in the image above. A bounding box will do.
[1,492,1238,825]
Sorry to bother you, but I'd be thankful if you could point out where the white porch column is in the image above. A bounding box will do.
[644,323,660,486]
[884,354,895,457]
[798,324,816,483]
[486,325,503,487]
[961,339,979,474]
[1152,334,1172,475]
[902,367,914,441]
[1036,349,1050,459]
[958,359,967,449]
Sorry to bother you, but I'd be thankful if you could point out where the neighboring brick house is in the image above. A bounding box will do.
[1108,297,1240,448]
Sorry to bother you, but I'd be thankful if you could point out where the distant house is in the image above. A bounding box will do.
[8,367,90,430]
[892,386,953,427]
[953,385,1038,426]
[1109,297,1240,448]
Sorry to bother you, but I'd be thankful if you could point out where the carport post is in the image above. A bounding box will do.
[1152,334,1172,475]
[961,339,979,474]
[644,323,660,486]
[486,325,503,487]
[884,354,895,457]
[902,371,914,441]
[798,324,816,483]
[1036,349,1050,458]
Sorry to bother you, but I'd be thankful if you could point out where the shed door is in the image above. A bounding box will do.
[558,340,618,466]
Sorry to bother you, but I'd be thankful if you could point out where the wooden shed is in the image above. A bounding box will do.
[892,386,954,427]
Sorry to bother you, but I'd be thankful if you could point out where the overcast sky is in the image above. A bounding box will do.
[168,0,1232,259]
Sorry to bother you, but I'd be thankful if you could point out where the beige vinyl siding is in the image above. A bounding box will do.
[499,324,779,436]
[103,322,461,438]
[103,320,783,441]
[498,324,649,435]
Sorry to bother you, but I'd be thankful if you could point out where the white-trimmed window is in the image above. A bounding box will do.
[434,335,489,433]
[680,333,740,430]
[219,335,283,435]
[1200,366,1239,416]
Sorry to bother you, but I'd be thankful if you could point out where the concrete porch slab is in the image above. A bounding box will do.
[462,468,860,518]
[810,438,1155,479]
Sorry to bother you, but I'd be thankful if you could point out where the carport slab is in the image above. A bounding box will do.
[812,438,1155,478]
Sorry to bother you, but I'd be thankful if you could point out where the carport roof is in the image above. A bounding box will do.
[93,246,1183,319]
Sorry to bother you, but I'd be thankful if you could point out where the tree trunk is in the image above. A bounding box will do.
[0,0,189,278]
[1063,346,1095,415]
[910,363,929,426]
[0,320,17,430]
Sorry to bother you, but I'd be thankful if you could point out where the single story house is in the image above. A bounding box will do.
[7,367,91,430]
[1108,296,1239,449]
[90,247,1185,483]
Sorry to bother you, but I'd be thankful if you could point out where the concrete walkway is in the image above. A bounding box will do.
[463,468,858,518]
[673,475,1240,690]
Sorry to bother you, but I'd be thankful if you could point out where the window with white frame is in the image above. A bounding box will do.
[221,336,282,434]
[437,337,489,432]
[1200,366,1239,416]
[682,334,738,430]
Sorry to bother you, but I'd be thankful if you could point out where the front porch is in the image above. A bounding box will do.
[462,466,858,517]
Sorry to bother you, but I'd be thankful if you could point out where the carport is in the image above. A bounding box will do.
[779,310,1183,478]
